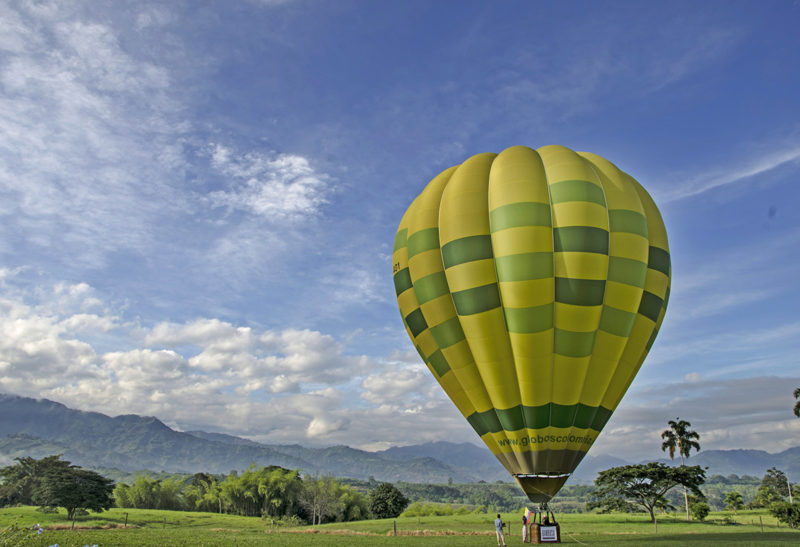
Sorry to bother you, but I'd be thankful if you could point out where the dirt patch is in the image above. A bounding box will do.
[279,528,494,537]
[46,523,136,530]
[389,530,493,536]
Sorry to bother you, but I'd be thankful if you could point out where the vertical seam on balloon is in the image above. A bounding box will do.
[438,158,519,473]
[487,152,531,458]
[562,154,611,475]
[540,147,556,475]
[593,169,650,427]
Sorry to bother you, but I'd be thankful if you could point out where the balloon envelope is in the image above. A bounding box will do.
[392,145,670,503]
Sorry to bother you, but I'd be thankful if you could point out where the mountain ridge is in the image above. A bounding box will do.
[1,393,797,483]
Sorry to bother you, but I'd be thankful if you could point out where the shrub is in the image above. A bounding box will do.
[0,517,36,547]
[769,501,800,529]
[690,501,710,521]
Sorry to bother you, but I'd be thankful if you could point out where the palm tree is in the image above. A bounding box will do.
[661,418,701,521]
[794,387,799,418]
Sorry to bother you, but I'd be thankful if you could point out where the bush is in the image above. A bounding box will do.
[369,482,409,519]
[769,501,800,529]
[690,501,710,521]
[0,517,36,547]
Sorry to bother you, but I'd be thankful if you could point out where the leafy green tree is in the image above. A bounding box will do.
[257,467,303,519]
[300,475,344,525]
[724,491,744,514]
[588,462,706,523]
[338,487,369,522]
[369,482,409,519]
[690,500,710,520]
[32,465,114,520]
[0,455,70,506]
[761,467,790,498]
[750,484,782,508]
[113,482,132,508]
[769,501,800,528]
[661,418,701,520]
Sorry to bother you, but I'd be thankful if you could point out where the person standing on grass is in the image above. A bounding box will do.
[522,515,528,543]
[495,514,506,546]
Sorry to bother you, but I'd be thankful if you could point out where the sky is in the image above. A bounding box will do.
[0,0,799,464]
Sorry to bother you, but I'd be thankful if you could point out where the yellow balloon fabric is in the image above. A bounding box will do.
[392,145,670,503]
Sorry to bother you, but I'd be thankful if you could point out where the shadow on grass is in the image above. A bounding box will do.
[586,531,800,545]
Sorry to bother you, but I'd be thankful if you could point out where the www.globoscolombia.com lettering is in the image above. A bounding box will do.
[498,434,594,447]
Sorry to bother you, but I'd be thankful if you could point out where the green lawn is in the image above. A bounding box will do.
[2,506,799,546]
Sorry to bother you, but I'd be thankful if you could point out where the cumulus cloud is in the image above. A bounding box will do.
[592,375,800,460]
[0,275,409,445]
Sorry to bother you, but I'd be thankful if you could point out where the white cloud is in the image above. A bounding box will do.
[592,375,800,460]
[663,145,800,203]
[208,144,331,221]
[0,277,399,444]
[0,2,186,266]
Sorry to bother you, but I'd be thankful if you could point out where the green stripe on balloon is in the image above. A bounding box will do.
[548,179,606,206]
[404,308,428,337]
[607,256,647,288]
[598,306,637,337]
[429,316,466,348]
[553,226,609,254]
[441,235,493,268]
[393,268,412,296]
[638,291,664,322]
[451,283,502,315]
[608,209,648,237]
[427,349,451,377]
[489,202,552,231]
[393,228,407,252]
[465,403,615,436]
[504,304,553,333]
[554,278,605,306]
[413,271,449,304]
[554,329,596,358]
[406,227,439,258]
[648,246,671,276]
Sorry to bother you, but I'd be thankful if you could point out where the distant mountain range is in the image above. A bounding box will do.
[0,393,797,484]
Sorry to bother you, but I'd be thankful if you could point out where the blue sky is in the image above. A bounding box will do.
[0,0,798,462]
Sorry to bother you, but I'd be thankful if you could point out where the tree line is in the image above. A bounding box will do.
[0,456,409,524]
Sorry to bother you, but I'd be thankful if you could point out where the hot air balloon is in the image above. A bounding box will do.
[392,145,669,504]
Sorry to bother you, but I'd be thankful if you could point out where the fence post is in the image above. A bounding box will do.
[124,512,128,528]
[759,516,763,533]
[393,520,397,536]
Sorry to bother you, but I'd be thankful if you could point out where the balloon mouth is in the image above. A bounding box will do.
[514,473,570,504]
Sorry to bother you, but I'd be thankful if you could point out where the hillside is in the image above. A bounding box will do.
[1,393,797,483]
[0,393,506,482]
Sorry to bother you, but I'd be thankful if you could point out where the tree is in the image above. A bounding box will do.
[762,467,790,498]
[32,465,114,520]
[724,491,744,514]
[794,387,800,418]
[299,476,344,525]
[750,484,782,508]
[769,501,800,529]
[369,482,409,519]
[690,500,710,520]
[0,455,70,506]
[587,462,706,524]
[661,418,701,520]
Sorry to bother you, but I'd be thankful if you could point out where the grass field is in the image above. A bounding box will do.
[2,506,799,546]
